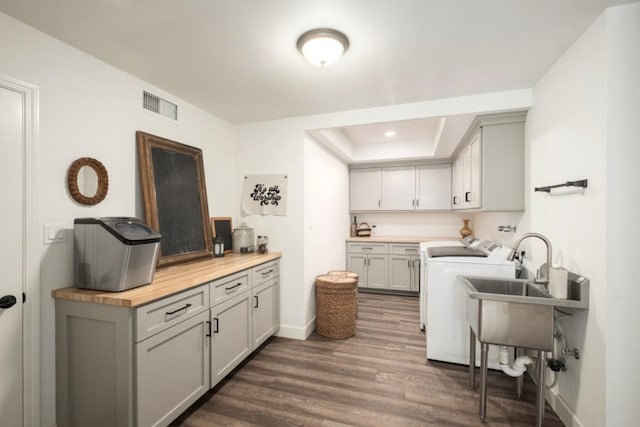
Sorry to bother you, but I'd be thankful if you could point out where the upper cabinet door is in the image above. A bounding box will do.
[381,166,416,210]
[416,164,452,210]
[350,168,382,211]
[451,157,464,208]
[468,135,482,209]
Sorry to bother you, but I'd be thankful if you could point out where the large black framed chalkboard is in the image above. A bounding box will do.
[137,131,213,267]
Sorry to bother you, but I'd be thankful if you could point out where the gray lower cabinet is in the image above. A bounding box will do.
[136,310,210,427]
[389,255,412,291]
[252,260,280,349]
[388,244,420,292]
[56,259,280,427]
[346,243,389,289]
[210,290,252,387]
[347,242,419,292]
[252,279,279,348]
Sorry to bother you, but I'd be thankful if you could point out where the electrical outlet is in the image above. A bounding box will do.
[44,224,68,244]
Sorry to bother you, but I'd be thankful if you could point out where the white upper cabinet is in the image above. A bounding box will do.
[453,112,526,211]
[416,164,452,210]
[350,168,382,211]
[352,164,451,211]
[451,155,464,208]
[381,166,415,210]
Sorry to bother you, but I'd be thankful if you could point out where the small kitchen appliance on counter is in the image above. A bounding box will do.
[232,222,255,253]
[74,217,161,292]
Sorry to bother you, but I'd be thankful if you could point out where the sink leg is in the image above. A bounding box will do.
[480,342,489,422]
[469,328,476,389]
[535,350,546,427]
[515,347,523,398]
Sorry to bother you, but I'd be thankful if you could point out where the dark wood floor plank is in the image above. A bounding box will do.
[171,293,564,426]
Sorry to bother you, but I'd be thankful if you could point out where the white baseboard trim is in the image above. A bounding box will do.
[276,317,316,340]
[546,387,584,427]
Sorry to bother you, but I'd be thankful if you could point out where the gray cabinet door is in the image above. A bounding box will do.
[410,256,420,292]
[350,168,382,210]
[252,279,279,349]
[211,290,252,387]
[416,164,452,210]
[136,310,210,427]
[347,253,368,287]
[381,166,415,210]
[367,255,389,289]
[389,255,412,291]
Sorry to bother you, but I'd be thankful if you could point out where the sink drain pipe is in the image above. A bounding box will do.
[498,346,535,377]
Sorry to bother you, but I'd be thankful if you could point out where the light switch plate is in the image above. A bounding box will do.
[44,223,68,244]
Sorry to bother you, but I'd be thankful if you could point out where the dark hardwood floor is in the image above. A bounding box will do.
[172,293,564,426]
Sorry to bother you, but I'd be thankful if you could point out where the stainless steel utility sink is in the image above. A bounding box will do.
[460,273,589,351]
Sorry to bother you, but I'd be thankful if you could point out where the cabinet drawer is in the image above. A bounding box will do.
[346,243,388,254]
[389,244,419,255]
[135,284,209,342]
[211,270,251,307]
[253,260,279,287]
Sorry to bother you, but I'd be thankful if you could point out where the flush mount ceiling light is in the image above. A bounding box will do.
[384,130,396,137]
[297,28,349,67]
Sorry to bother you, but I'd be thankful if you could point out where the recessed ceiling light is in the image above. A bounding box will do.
[297,28,349,67]
[384,130,396,137]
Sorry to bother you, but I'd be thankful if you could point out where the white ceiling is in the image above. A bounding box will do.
[343,118,442,146]
[0,0,633,125]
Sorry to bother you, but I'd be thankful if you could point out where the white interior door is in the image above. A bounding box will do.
[0,84,24,427]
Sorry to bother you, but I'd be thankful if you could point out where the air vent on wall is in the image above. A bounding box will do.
[142,91,178,120]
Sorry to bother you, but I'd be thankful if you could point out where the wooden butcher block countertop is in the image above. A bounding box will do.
[346,236,459,244]
[52,252,282,308]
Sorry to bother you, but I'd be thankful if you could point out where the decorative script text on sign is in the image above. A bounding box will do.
[250,184,282,206]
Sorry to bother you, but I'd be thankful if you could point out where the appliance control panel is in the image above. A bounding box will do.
[478,240,501,255]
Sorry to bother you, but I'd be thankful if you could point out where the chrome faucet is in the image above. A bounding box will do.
[507,233,553,286]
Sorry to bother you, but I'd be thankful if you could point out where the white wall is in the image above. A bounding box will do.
[353,212,466,240]
[470,212,524,248]
[0,12,236,427]
[480,5,640,425]
[233,119,307,338]
[526,15,607,425]
[303,137,350,329]
[605,3,640,426]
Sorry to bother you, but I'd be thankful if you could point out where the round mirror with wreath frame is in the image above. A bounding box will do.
[67,157,109,205]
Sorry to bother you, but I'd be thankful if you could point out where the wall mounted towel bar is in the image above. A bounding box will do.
[535,179,588,193]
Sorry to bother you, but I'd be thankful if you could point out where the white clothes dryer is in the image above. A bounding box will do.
[420,240,516,368]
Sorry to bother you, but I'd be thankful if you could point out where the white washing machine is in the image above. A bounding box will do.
[420,240,516,369]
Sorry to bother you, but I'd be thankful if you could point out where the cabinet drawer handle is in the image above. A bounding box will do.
[453,196,458,205]
[225,283,242,292]
[361,247,373,250]
[206,321,211,337]
[407,259,411,268]
[261,269,274,276]
[416,199,419,207]
[165,303,191,316]
[213,317,219,334]
[254,295,259,308]
[465,192,471,202]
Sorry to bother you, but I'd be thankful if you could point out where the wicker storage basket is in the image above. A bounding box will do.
[327,270,359,318]
[315,274,358,339]
[327,270,359,281]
